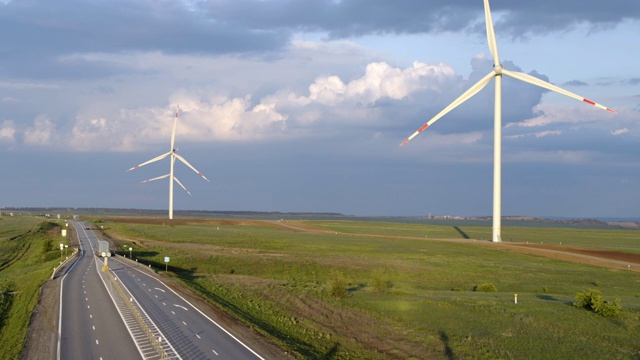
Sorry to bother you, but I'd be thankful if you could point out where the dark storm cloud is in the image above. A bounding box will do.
[0,0,288,78]
[199,0,639,38]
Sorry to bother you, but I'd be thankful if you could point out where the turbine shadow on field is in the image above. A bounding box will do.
[438,330,455,360]
[453,226,470,239]
[536,294,573,306]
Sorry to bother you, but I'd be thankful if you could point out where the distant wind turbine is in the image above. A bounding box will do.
[127,107,210,219]
[400,0,616,242]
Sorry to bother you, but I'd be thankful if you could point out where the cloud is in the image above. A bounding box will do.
[563,80,588,87]
[611,128,630,135]
[199,0,639,39]
[1,96,19,103]
[506,103,613,128]
[0,81,59,89]
[291,61,455,106]
[0,120,16,141]
[24,115,56,145]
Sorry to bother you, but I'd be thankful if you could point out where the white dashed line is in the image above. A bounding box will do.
[212,349,219,356]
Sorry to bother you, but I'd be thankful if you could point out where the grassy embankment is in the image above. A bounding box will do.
[100,219,640,359]
[0,217,70,359]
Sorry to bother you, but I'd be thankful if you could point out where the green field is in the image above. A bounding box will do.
[100,219,640,359]
[0,217,70,359]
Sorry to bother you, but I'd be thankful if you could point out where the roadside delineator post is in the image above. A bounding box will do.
[514,294,518,304]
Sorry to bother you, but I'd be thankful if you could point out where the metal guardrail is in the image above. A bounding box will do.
[50,248,79,280]
[105,270,170,360]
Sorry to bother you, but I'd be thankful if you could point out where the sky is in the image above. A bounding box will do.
[1,0,639,219]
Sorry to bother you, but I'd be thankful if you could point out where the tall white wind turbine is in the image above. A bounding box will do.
[400,0,616,243]
[127,107,210,219]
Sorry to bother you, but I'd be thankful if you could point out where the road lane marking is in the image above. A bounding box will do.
[182,321,187,326]
[212,350,218,356]
[155,287,165,292]
[96,340,99,345]
[174,304,188,311]
[196,334,201,339]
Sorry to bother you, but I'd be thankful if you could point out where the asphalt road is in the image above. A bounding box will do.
[59,221,265,360]
[58,222,143,360]
[109,256,265,359]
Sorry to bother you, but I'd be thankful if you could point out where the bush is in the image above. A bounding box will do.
[573,289,622,318]
[473,283,497,292]
[328,271,350,299]
[371,269,392,294]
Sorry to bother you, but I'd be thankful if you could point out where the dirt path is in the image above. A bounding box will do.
[275,220,640,271]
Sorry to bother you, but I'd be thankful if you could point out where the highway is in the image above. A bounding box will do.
[58,222,143,360]
[58,222,265,359]
[108,249,265,359]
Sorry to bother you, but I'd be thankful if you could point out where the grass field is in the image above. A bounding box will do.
[0,217,70,360]
[100,218,640,359]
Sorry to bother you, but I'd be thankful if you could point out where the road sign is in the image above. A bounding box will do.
[164,257,170,263]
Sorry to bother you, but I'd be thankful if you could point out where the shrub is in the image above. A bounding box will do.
[474,283,497,292]
[328,271,350,299]
[573,289,622,318]
[371,269,392,294]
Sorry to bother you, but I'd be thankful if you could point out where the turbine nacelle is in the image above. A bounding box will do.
[493,64,503,75]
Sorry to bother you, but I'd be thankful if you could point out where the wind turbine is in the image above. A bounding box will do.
[127,107,210,219]
[400,0,615,243]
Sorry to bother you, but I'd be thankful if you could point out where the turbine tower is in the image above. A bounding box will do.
[127,107,210,219]
[400,0,615,242]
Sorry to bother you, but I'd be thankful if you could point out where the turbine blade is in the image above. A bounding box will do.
[170,107,179,152]
[126,152,171,172]
[484,0,500,66]
[173,177,192,196]
[501,69,616,114]
[141,174,170,183]
[174,153,211,182]
[400,71,495,146]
